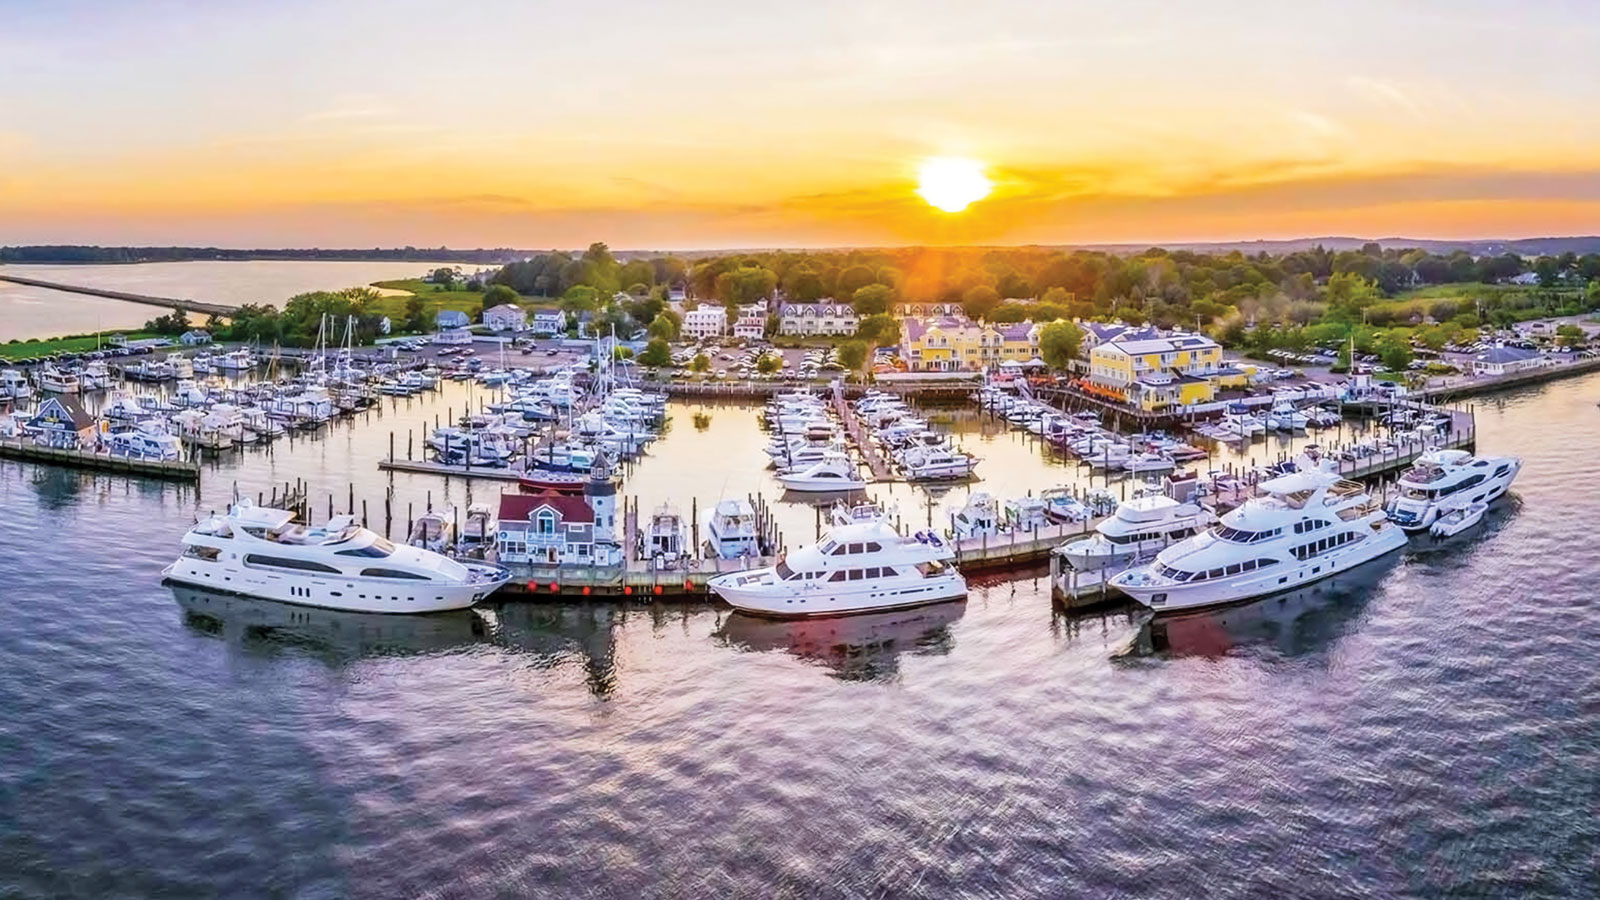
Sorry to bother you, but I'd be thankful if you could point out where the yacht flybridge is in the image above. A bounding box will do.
[708,519,966,617]
[163,499,511,613]
[1385,449,1520,532]
[1112,458,1406,612]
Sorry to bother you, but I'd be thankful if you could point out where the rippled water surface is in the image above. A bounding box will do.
[3,375,1599,898]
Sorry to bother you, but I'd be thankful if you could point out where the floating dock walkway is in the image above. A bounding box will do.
[0,439,201,481]
[0,274,235,319]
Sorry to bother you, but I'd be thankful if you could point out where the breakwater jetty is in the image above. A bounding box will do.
[0,274,235,319]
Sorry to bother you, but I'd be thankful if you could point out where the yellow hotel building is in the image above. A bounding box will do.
[1088,334,1244,411]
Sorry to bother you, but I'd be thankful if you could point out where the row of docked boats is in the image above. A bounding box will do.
[980,384,1207,474]
[760,389,979,491]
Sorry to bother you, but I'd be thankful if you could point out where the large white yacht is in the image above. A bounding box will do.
[1111,460,1406,612]
[1056,493,1214,571]
[164,500,511,613]
[708,520,966,617]
[1384,449,1521,532]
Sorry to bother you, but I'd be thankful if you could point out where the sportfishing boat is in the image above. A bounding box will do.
[1123,451,1175,474]
[777,454,867,493]
[644,503,688,562]
[1003,495,1052,531]
[459,502,496,549]
[1111,458,1406,612]
[949,492,1002,539]
[1055,493,1214,571]
[407,509,456,553]
[1266,401,1308,432]
[704,498,762,559]
[163,499,510,613]
[1385,449,1520,532]
[214,348,257,373]
[708,519,966,617]
[1040,487,1093,523]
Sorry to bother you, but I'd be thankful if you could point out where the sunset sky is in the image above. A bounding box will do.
[3,0,1599,249]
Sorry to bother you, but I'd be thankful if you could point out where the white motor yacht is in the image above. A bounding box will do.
[1111,458,1406,612]
[1055,494,1214,571]
[900,447,978,481]
[106,427,184,461]
[778,454,867,493]
[37,366,81,394]
[704,498,762,559]
[1040,487,1093,523]
[164,500,510,613]
[708,519,966,617]
[1385,449,1520,532]
[79,360,114,391]
[1,368,34,401]
[1266,401,1309,431]
[1123,452,1175,474]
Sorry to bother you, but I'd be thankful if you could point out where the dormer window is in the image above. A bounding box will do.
[535,510,557,534]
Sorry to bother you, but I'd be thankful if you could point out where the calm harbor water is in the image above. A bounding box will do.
[0,260,457,341]
[3,372,1599,897]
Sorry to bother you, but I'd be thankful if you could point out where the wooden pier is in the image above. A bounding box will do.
[378,458,525,482]
[832,382,893,482]
[0,439,201,481]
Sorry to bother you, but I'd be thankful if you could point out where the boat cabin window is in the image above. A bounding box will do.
[847,543,865,554]
[864,542,882,552]
[848,569,865,580]
[1212,525,1282,544]
[182,545,220,562]
[829,570,849,582]
[775,561,797,580]
[243,554,339,574]
[361,568,431,580]
[879,566,897,577]
[337,538,394,558]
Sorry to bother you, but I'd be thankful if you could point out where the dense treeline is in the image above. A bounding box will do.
[144,288,389,347]
[1,246,526,264]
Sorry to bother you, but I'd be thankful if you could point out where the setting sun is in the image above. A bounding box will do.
[916,157,992,213]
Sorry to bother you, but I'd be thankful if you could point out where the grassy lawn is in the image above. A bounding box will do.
[367,279,563,324]
[1396,282,1580,301]
[0,331,161,360]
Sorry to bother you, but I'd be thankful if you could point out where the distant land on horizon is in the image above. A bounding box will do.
[7,236,1600,266]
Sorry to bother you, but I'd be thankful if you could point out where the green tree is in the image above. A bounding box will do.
[1038,321,1084,369]
[836,265,877,295]
[690,352,711,373]
[638,337,672,367]
[482,284,519,308]
[838,339,868,373]
[429,266,459,287]
[961,284,1001,319]
[852,283,894,316]
[403,296,427,333]
[1378,336,1414,372]
[1555,323,1587,347]
[856,314,897,344]
[756,353,781,375]
[647,309,681,341]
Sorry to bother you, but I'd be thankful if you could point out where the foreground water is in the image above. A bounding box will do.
[3,375,1599,897]
[0,260,457,340]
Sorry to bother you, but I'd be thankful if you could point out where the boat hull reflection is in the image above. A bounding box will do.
[1120,555,1399,660]
[716,599,966,681]
[172,584,486,662]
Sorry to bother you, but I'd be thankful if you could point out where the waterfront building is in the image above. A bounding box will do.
[433,327,474,346]
[483,304,527,332]
[898,317,1044,372]
[495,458,620,567]
[26,396,96,449]
[778,302,858,337]
[682,307,728,340]
[1078,321,1161,359]
[180,330,213,346]
[1087,334,1227,411]
[1471,345,1546,376]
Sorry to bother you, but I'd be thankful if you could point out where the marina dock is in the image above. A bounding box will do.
[0,439,201,481]
[833,382,893,482]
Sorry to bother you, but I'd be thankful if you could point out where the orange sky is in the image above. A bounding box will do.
[4,0,1600,248]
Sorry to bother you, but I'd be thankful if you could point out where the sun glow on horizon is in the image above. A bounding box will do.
[916,157,992,213]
